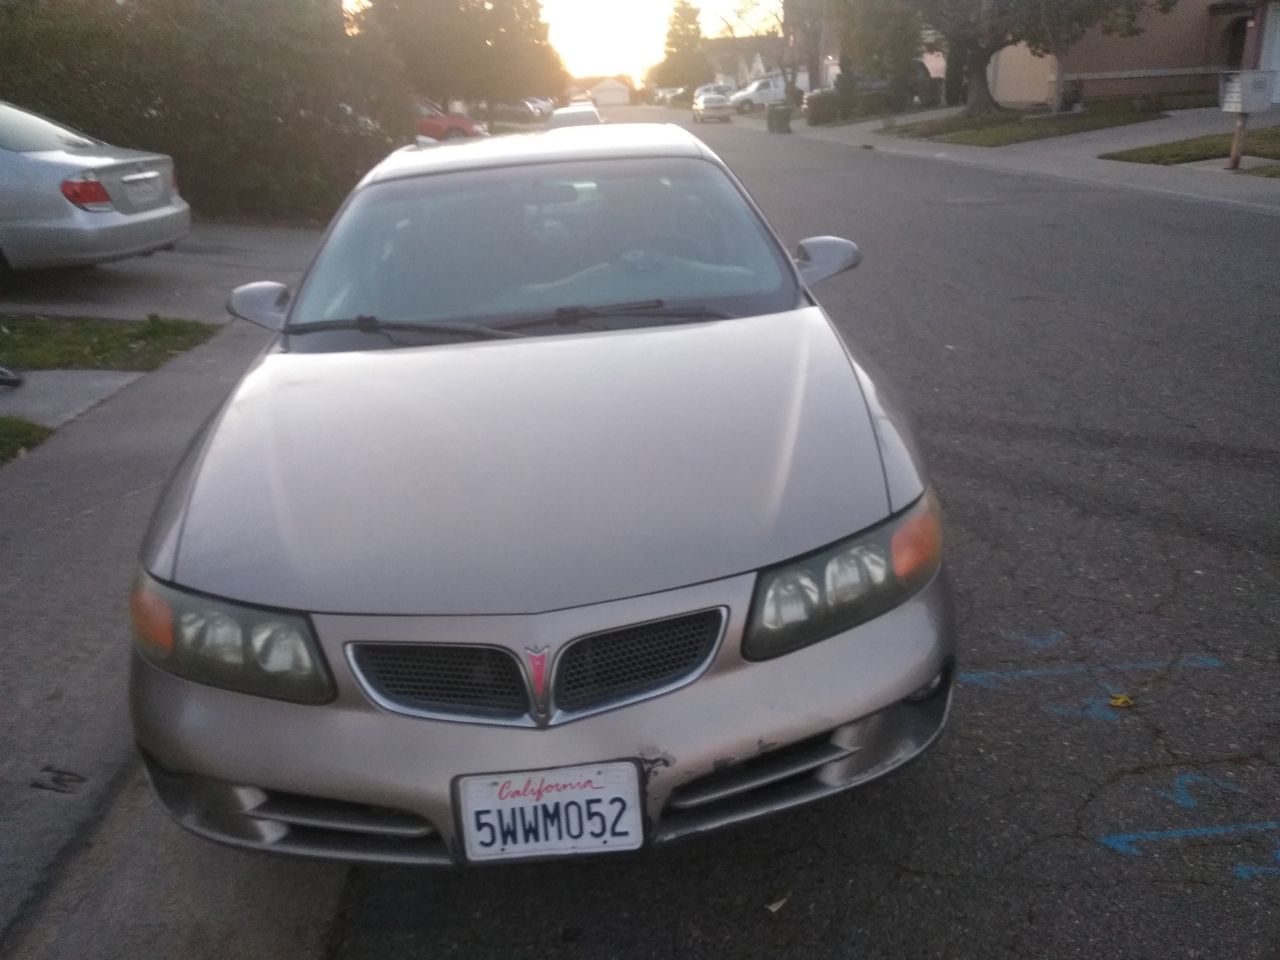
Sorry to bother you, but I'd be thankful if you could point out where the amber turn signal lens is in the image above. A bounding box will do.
[890,497,942,582]
[130,579,174,656]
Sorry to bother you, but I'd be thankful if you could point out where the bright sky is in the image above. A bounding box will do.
[541,0,751,82]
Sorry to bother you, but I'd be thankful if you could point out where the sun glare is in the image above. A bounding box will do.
[345,0,747,84]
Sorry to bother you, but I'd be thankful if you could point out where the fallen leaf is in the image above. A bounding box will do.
[1108,693,1135,708]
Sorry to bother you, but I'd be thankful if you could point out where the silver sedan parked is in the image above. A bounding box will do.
[546,103,603,128]
[0,101,189,271]
[692,93,733,123]
[130,124,954,866]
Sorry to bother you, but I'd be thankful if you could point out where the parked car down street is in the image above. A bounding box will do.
[129,123,955,868]
[730,76,797,113]
[491,101,543,124]
[0,100,189,271]
[414,100,488,141]
[692,92,733,123]
[694,83,735,100]
[546,102,603,128]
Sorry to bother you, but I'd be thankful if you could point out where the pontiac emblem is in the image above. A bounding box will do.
[525,646,550,703]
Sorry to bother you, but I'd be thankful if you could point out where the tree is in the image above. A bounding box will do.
[717,0,811,102]
[831,0,924,107]
[653,0,714,90]
[909,0,1179,115]
[358,0,566,106]
[783,0,825,100]
[482,0,568,101]
[0,0,412,218]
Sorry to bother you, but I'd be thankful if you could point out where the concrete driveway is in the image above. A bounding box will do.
[0,221,322,322]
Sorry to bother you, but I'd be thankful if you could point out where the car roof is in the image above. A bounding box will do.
[362,123,711,186]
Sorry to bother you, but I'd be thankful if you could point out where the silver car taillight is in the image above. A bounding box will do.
[60,173,114,212]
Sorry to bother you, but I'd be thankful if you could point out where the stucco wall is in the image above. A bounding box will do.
[1061,1,1221,74]
[989,43,1055,105]
[1053,0,1268,100]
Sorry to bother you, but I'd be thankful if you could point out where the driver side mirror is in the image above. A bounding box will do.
[795,236,860,287]
[228,281,290,332]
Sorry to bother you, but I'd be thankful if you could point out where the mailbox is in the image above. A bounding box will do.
[1220,71,1277,114]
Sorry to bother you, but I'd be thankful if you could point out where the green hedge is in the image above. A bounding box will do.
[0,0,412,221]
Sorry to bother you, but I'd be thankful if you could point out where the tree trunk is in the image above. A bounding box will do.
[1051,56,1066,113]
[963,49,1001,116]
[944,42,968,107]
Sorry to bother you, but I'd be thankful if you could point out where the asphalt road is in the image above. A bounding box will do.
[0,222,320,321]
[3,109,1278,959]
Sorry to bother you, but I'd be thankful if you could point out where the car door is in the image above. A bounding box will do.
[416,103,445,140]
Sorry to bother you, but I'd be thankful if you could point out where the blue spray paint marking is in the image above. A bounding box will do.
[1233,844,1280,879]
[958,654,1223,689]
[1045,697,1122,723]
[1233,864,1280,878]
[1158,772,1247,809]
[1099,821,1280,856]
[1007,629,1067,650]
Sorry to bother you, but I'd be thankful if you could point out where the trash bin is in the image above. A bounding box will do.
[766,104,793,134]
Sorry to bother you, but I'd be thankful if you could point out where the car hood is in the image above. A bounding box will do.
[162,307,890,615]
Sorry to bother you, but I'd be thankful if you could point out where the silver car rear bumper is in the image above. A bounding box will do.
[132,571,954,864]
[3,199,190,270]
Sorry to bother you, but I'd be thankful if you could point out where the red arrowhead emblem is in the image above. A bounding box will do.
[525,646,549,700]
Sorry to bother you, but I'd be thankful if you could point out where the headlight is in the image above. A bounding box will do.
[130,573,333,703]
[743,492,942,660]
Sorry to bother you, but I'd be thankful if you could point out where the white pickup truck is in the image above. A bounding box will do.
[729,75,807,113]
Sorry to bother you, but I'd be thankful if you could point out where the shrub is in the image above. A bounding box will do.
[0,0,412,222]
[852,91,895,117]
[805,89,841,126]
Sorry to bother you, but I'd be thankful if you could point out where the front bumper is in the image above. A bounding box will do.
[132,571,955,864]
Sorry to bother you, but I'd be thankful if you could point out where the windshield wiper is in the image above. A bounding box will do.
[282,315,524,340]
[501,299,736,331]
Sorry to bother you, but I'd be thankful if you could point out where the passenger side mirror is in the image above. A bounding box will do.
[228,281,290,332]
[795,236,860,287]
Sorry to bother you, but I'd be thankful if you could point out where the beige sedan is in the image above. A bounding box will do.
[692,93,733,123]
[131,124,955,866]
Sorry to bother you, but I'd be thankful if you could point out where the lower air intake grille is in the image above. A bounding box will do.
[351,644,528,719]
[555,609,724,713]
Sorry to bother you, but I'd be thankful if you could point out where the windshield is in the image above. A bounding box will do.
[0,101,96,152]
[289,157,799,333]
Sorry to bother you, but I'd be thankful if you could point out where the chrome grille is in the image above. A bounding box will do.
[555,609,724,713]
[351,643,527,719]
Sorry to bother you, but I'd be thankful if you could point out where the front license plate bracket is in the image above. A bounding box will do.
[455,760,646,863]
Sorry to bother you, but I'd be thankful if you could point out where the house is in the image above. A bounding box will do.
[990,1,1280,105]
[568,77,633,106]
[703,34,785,88]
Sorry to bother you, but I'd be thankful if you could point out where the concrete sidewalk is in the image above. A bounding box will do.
[0,221,320,431]
[0,322,274,943]
[790,105,1280,215]
[0,371,142,429]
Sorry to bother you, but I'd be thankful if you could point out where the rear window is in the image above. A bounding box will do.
[547,109,601,128]
[0,102,95,152]
[291,156,799,330]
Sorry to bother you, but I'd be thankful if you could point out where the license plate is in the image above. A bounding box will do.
[458,761,644,861]
[125,178,162,206]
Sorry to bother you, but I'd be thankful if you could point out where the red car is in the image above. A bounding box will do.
[415,101,488,141]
